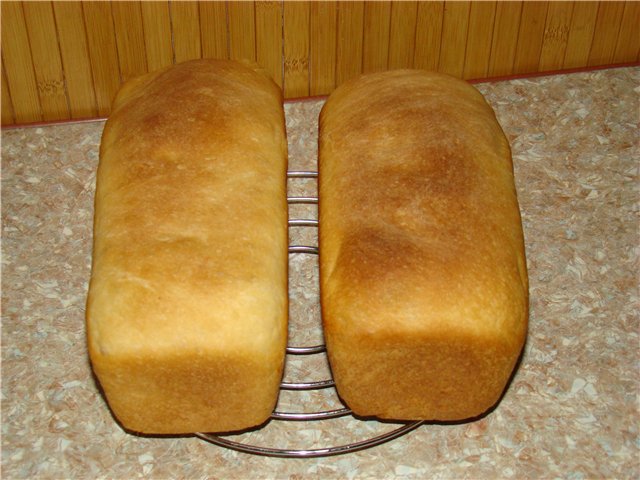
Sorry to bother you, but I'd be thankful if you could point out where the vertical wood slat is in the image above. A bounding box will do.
[335,1,364,86]
[309,1,337,96]
[362,1,391,74]
[563,2,599,68]
[488,1,523,77]
[284,1,310,98]
[463,1,497,79]
[228,1,256,62]
[255,1,283,87]
[83,1,121,116]
[140,1,174,71]
[613,1,640,63]
[588,1,626,66]
[413,1,444,71]
[1,1,42,123]
[22,1,69,121]
[388,1,418,70]
[1,61,16,125]
[171,1,202,63]
[538,1,574,72]
[438,1,471,77]
[111,1,148,81]
[200,1,228,60]
[52,1,97,119]
[513,1,549,74]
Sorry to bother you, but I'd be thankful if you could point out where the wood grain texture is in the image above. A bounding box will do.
[53,1,97,119]
[414,1,444,71]
[335,1,364,86]
[438,1,471,77]
[1,61,15,125]
[284,1,310,98]
[310,0,337,95]
[112,1,148,81]
[140,1,174,71]
[538,1,574,72]
[513,1,549,74]
[228,1,256,62]
[1,0,636,125]
[83,1,121,116]
[362,1,391,73]
[488,1,523,77]
[463,1,496,79]
[22,1,69,121]
[1,1,42,123]
[388,1,418,70]
[171,1,202,63]
[613,1,640,63]
[200,1,228,59]
[563,1,599,68]
[588,1,625,66]
[255,1,283,86]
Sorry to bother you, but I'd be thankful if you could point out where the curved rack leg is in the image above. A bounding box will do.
[195,421,424,458]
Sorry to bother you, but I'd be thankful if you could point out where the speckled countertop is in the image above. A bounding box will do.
[2,66,639,479]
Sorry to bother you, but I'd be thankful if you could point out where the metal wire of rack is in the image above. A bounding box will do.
[195,171,424,458]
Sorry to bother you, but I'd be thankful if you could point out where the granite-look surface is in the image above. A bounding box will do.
[1,67,638,479]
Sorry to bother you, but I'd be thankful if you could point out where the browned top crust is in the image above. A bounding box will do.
[86,60,289,432]
[319,69,528,362]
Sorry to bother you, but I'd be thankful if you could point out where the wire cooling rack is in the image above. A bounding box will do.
[195,171,424,458]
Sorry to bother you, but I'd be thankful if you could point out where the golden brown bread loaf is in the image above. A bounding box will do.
[319,70,528,421]
[86,59,288,434]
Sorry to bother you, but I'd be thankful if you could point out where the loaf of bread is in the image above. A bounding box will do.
[86,60,288,434]
[319,70,528,421]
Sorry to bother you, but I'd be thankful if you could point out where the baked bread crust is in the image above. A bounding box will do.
[319,70,528,421]
[86,60,288,434]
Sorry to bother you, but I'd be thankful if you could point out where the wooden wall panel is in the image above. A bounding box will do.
[22,1,69,121]
[1,1,42,123]
[309,1,337,96]
[111,1,148,81]
[83,1,121,116]
[362,1,391,74]
[588,1,626,67]
[563,2,599,68]
[141,2,174,71]
[438,1,471,78]
[284,1,310,98]
[335,1,364,86]
[52,1,97,119]
[463,1,497,79]
[488,1,523,77]
[388,1,418,70]
[1,0,637,125]
[1,61,15,125]
[200,2,229,60]
[539,1,574,72]
[255,1,283,87]
[613,2,640,63]
[414,1,444,71]
[513,1,549,74]
[172,1,202,63]
[228,1,256,62]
